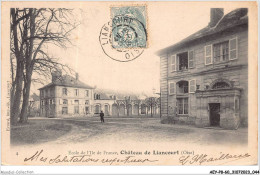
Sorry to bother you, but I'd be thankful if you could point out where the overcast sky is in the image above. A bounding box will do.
[31,3,237,96]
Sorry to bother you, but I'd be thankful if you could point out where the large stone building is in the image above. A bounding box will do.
[157,8,248,129]
[39,71,160,117]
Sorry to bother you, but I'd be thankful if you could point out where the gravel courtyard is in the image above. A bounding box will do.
[11,116,248,147]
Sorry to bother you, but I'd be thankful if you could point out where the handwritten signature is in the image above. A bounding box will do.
[179,152,250,165]
[24,150,158,165]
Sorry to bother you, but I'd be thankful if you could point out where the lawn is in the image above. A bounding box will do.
[11,116,248,146]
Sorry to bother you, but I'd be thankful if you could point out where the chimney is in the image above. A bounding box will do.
[76,73,79,81]
[51,70,62,83]
[209,8,224,27]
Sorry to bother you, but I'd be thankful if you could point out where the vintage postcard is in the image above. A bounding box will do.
[1,1,258,174]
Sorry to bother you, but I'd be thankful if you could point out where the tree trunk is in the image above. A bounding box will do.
[19,70,32,123]
[10,60,23,125]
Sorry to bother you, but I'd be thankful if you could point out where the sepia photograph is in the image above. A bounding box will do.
[1,1,258,174]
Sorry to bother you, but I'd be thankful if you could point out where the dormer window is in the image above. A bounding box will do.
[94,94,100,100]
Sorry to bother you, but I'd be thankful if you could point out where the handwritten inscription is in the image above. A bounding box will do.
[24,150,158,165]
[179,152,250,165]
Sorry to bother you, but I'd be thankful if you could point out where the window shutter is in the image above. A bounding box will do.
[229,37,237,60]
[170,55,176,72]
[189,79,196,93]
[168,82,175,95]
[188,50,194,68]
[205,45,212,65]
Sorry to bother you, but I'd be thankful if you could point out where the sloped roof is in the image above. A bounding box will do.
[94,88,145,100]
[156,8,248,56]
[39,74,94,90]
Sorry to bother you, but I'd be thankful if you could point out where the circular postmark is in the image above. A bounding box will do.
[99,15,146,62]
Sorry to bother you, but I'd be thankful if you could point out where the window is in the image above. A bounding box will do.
[41,100,44,106]
[229,38,237,60]
[177,98,188,114]
[85,100,89,105]
[212,81,230,89]
[188,50,194,68]
[205,45,213,65]
[170,55,176,72]
[75,89,79,96]
[234,98,239,112]
[63,99,68,105]
[50,99,52,105]
[62,107,68,114]
[213,41,229,63]
[62,88,67,96]
[85,90,89,97]
[189,79,196,93]
[74,100,79,105]
[95,105,100,114]
[95,94,100,100]
[177,81,188,94]
[177,52,188,71]
[168,82,175,95]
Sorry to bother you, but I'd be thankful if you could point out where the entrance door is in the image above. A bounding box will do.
[112,104,118,116]
[209,103,220,126]
[104,105,109,115]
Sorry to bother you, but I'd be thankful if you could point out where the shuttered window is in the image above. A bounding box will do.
[170,55,176,72]
[168,82,175,95]
[205,45,213,65]
[188,50,194,68]
[229,37,237,60]
[189,79,196,93]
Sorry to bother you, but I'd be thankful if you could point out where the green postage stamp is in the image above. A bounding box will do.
[110,6,147,49]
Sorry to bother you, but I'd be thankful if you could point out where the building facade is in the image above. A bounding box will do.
[39,72,160,117]
[157,8,248,129]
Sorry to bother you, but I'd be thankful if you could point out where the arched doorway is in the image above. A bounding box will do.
[154,106,157,115]
[119,104,125,116]
[141,104,146,114]
[95,104,101,114]
[133,104,139,115]
[104,104,109,115]
[127,104,132,116]
[112,104,118,116]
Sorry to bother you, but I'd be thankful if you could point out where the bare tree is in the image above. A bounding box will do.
[145,97,158,117]
[10,8,79,125]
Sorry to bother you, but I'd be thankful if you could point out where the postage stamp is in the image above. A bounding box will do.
[99,5,147,62]
[110,6,147,49]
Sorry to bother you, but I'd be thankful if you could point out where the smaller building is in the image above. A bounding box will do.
[39,71,94,117]
[39,71,160,118]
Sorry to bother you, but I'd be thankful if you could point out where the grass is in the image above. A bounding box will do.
[11,119,72,145]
